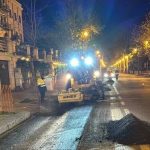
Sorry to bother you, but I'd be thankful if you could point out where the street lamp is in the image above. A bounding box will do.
[96,50,100,55]
[80,30,90,41]
[132,48,138,54]
[83,31,89,38]
[144,41,149,48]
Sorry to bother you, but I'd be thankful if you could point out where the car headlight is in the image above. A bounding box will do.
[70,58,79,67]
[104,73,108,78]
[94,71,100,78]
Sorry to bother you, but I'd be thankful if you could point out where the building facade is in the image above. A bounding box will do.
[0,0,62,90]
[0,0,23,89]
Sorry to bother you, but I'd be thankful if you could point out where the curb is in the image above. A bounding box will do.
[0,111,30,135]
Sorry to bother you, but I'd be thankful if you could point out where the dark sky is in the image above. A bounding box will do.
[20,0,150,60]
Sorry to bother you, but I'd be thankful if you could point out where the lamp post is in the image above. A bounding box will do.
[81,30,90,51]
[83,31,89,39]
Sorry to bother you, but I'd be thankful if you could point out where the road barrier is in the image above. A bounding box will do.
[0,84,14,113]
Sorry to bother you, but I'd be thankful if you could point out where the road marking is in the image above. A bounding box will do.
[113,85,120,95]
[110,96,117,100]
[124,109,130,115]
[111,108,124,121]
[115,144,137,150]
[121,101,125,106]
[118,96,122,100]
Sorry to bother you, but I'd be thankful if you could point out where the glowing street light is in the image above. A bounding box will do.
[132,48,138,54]
[145,40,148,45]
[83,31,89,38]
[144,40,149,49]
[26,58,30,61]
[80,29,91,42]
[21,57,26,60]
[96,50,100,55]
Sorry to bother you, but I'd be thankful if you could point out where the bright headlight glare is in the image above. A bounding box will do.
[66,73,72,80]
[111,73,115,77]
[70,58,79,67]
[85,57,93,65]
[104,73,108,78]
[94,71,100,77]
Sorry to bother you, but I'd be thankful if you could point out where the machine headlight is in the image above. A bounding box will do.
[104,73,108,78]
[111,73,115,77]
[70,58,79,67]
[84,57,93,66]
[66,73,72,80]
[94,70,100,78]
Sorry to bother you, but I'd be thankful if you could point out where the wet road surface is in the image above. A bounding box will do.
[0,105,92,150]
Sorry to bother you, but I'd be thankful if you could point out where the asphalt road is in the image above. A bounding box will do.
[78,74,150,150]
[1,73,150,150]
[115,74,150,123]
[0,104,93,150]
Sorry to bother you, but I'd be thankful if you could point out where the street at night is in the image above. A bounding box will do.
[1,0,150,150]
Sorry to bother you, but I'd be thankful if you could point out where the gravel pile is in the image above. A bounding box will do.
[106,114,150,145]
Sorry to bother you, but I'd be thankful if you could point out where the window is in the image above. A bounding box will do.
[9,10,11,17]
[0,0,4,4]
[19,16,21,23]
[14,13,17,20]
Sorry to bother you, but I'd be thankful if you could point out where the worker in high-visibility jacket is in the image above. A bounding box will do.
[37,75,47,103]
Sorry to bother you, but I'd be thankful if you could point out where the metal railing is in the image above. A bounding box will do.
[0,22,11,30]
[0,3,10,12]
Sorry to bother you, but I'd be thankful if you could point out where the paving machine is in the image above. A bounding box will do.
[58,52,105,104]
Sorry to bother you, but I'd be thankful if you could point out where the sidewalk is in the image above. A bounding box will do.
[13,86,58,114]
[0,77,65,136]
[0,111,30,135]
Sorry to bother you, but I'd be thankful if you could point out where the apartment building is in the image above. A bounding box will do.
[0,0,23,89]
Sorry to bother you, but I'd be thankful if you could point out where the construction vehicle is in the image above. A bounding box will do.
[58,52,105,104]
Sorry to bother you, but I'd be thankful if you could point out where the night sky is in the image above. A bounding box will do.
[20,0,150,61]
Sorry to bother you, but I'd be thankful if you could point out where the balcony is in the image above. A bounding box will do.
[0,37,7,52]
[0,22,11,30]
[0,3,10,12]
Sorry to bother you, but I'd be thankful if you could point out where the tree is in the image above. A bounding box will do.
[37,0,101,51]
[21,0,50,46]
[131,12,150,56]
[140,13,150,43]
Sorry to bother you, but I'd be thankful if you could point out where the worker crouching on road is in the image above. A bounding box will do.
[37,75,47,104]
